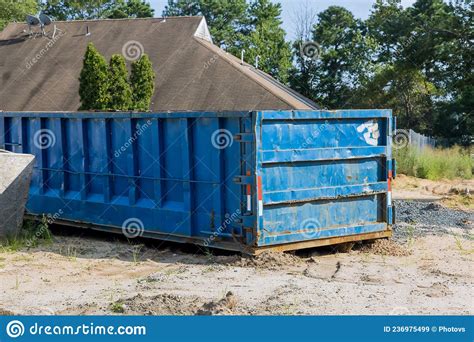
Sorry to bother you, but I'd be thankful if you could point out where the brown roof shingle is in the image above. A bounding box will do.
[0,16,317,111]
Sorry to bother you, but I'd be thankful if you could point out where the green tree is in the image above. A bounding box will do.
[0,0,38,31]
[363,0,472,141]
[41,0,116,20]
[41,0,153,20]
[107,54,132,110]
[355,65,437,132]
[302,6,371,108]
[366,0,411,63]
[130,54,155,111]
[237,0,292,83]
[107,0,154,18]
[79,43,110,110]
[162,0,248,49]
[163,0,291,83]
[418,0,473,143]
[288,0,471,144]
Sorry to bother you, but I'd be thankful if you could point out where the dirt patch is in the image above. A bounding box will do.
[0,307,15,315]
[197,291,239,315]
[1,234,472,315]
[357,239,412,257]
[112,291,241,316]
[410,282,453,298]
[233,251,305,270]
[393,175,474,210]
[0,204,472,316]
[118,293,202,315]
[394,174,473,195]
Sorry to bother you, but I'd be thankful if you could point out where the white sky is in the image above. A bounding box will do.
[148,0,417,39]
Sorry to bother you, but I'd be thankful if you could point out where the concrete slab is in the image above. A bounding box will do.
[0,151,35,238]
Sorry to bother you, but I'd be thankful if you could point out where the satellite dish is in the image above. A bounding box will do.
[26,15,40,26]
[39,13,52,26]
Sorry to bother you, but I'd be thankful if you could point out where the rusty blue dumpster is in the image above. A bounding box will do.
[0,110,394,253]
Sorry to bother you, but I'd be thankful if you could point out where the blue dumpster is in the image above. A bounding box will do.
[0,110,394,253]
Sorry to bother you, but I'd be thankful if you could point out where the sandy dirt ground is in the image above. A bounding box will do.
[0,176,472,315]
[393,175,473,209]
[0,225,472,315]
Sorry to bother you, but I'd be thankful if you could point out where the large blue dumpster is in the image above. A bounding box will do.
[0,110,394,253]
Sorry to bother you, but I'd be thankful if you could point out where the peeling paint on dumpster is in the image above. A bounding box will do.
[0,110,395,253]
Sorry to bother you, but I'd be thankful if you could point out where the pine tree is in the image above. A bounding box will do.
[130,54,155,111]
[239,0,291,83]
[163,0,247,49]
[162,0,291,83]
[107,54,132,110]
[78,43,110,110]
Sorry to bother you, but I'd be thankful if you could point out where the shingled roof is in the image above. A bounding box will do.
[0,16,317,112]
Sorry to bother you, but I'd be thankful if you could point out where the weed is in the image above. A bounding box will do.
[453,235,474,255]
[394,146,472,180]
[406,225,416,248]
[204,248,215,262]
[109,301,125,313]
[66,245,77,261]
[0,216,53,252]
[202,265,216,273]
[12,255,34,262]
[131,244,143,263]
[442,195,474,210]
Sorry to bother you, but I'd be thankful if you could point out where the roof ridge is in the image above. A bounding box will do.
[3,16,203,25]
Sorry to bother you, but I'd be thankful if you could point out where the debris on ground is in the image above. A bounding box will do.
[236,251,305,270]
[357,239,412,257]
[0,196,472,316]
[214,251,306,270]
[197,291,239,315]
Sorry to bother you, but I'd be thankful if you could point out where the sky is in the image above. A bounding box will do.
[148,0,417,39]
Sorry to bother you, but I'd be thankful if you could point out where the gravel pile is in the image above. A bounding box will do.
[393,200,473,242]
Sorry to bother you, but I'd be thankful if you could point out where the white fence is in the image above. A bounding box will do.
[408,129,436,150]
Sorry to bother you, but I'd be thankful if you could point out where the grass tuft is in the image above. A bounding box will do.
[0,216,53,252]
[394,146,472,180]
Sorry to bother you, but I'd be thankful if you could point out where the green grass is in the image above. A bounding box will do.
[109,301,125,313]
[0,216,53,252]
[394,146,472,180]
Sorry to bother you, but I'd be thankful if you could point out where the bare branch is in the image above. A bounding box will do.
[291,0,318,41]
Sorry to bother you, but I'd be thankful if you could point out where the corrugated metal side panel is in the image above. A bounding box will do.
[0,112,248,244]
[255,110,392,247]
